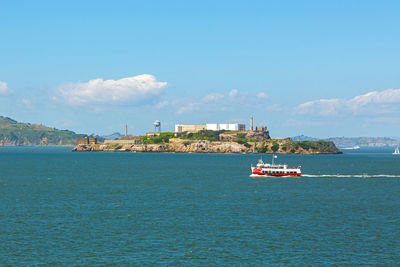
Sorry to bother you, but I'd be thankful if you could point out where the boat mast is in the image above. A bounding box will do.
[272,154,278,165]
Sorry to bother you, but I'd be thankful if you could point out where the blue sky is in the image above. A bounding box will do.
[1,0,400,137]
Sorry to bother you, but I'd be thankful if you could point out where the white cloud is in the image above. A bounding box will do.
[297,98,343,116]
[174,89,273,115]
[229,89,238,97]
[296,88,400,116]
[156,100,169,108]
[266,104,283,112]
[57,74,167,105]
[175,93,225,115]
[257,92,268,99]
[350,89,400,107]
[22,98,31,106]
[157,90,240,113]
[203,93,224,102]
[175,92,228,115]
[176,102,200,114]
[284,118,328,127]
[0,81,12,95]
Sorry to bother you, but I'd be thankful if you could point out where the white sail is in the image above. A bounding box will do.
[393,146,400,155]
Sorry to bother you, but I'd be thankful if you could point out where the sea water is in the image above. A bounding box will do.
[0,147,399,265]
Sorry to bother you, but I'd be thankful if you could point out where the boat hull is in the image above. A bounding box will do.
[250,173,301,178]
[251,167,301,177]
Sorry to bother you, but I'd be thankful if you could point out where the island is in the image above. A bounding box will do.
[73,130,342,154]
[0,116,342,154]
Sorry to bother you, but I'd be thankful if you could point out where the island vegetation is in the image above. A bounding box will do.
[0,116,87,146]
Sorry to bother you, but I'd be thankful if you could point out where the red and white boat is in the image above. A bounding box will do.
[250,155,301,177]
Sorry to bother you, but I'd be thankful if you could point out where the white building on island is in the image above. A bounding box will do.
[206,123,245,131]
[175,123,245,133]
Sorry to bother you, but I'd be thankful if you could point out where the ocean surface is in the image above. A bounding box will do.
[1,147,399,265]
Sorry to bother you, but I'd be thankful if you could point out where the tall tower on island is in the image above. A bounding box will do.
[250,116,253,131]
[125,124,128,136]
[154,120,161,133]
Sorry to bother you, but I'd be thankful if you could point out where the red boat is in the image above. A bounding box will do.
[251,155,301,177]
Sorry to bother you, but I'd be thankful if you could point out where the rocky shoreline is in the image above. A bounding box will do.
[73,138,342,154]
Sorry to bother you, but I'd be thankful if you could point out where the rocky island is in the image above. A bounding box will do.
[73,130,342,154]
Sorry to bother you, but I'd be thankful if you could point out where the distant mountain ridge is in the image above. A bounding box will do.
[0,116,86,146]
[101,132,123,140]
[291,135,400,147]
[290,135,319,141]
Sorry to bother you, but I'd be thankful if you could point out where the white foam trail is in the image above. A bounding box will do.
[301,174,400,178]
[250,174,400,178]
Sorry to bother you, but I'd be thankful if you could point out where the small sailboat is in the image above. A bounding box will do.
[393,146,400,155]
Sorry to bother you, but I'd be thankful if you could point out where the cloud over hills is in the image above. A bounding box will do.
[57,74,167,105]
[296,88,400,116]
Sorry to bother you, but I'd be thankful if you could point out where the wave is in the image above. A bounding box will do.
[301,174,400,178]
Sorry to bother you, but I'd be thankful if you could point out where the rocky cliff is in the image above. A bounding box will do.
[73,138,342,154]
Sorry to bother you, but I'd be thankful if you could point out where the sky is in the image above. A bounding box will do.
[1,0,400,137]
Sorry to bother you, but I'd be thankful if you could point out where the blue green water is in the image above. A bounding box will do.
[1,147,399,265]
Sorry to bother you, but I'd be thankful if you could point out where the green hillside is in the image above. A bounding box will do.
[0,116,86,146]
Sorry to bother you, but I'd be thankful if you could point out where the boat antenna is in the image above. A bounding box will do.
[272,154,277,165]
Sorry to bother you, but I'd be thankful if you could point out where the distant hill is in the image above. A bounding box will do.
[325,137,400,148]
[0,116,86,146]
[102,132,123,140]
[291,135,400,147]
[290,135,319,141]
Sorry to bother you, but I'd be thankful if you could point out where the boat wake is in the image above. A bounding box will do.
[301,174,400,178]
[250,174,400,178]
